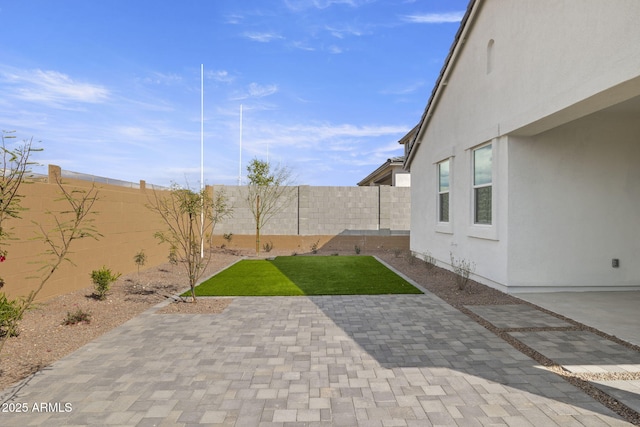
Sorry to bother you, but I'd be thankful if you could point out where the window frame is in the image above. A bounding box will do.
[434,156,453,235]
[468,141,498,241]
[437,159,450,223]
[472,144,492,225]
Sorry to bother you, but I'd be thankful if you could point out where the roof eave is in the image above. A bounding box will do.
[404,0,481,170]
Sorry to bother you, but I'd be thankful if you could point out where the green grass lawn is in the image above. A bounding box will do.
[191,255,422,296]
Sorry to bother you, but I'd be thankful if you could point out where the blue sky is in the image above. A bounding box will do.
[0,0,468,187]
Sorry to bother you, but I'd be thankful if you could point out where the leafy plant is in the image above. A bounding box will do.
[148,184,232,302]
[133,249,146,274]
[0,134,100,356]
[310,240,320,254]
[263,241,274,253]
[245,158,295,254]
[168,245,178,267]
[450,252,475,291]
[91,267,121,300]
[0,294,25,337]
[223,233,233,243]
[63,308,91,325]
[354,245,361,254]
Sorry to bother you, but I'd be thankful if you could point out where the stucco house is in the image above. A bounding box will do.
[357,156,410,187]
[405,0,640,293]
[358,126,416,187]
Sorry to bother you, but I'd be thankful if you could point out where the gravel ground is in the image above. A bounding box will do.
[1,248,638,424]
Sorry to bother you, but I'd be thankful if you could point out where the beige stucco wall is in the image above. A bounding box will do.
[2,167,169,301]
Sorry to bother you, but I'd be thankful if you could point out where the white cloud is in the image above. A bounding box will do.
[248,83,278,97]
[290,41,316,51]
[284,0,365,11]
[248,122,408,150]
[225,13,244,24]
[232,82,279,100]
[402,11,465,24]
[207,69,235,83]
[380,80,426,95]
[243,32,283,43]
[325,24,364,39]
[2,69,109,106]
[139,72,183,86]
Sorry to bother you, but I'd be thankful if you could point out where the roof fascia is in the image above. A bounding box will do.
[404,0,481,170]
[357,158,405,186]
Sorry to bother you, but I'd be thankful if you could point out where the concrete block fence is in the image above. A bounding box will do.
[212,185,411,236]
[4,163,410,301]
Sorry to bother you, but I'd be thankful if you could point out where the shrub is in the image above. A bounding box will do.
[392,248,403,258]
[223,233,233,243]
[354,245,361,254]
[404,252,417,265]
[263,241,274,253]
[168,245,178,266]
[450,253,475,291]
[63,308,91,325]
[133,250,146,274]
[311,240,320,254]
[91,266,121,300]
[423,251,437,271]
[0,294,25,337]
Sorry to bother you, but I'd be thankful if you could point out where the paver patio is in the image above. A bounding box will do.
[0,291,633,426]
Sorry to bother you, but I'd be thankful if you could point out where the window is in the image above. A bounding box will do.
[438,160,450,222]
[473,144,492,224]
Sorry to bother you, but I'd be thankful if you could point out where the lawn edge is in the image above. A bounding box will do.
[373,256,425,295]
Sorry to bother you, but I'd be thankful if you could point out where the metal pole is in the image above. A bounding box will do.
[238,104,243,186]
[200,64,205,258]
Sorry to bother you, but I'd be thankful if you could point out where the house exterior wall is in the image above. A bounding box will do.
[393,170,411,187]
[410,0,640,292]
[507,114,640,291]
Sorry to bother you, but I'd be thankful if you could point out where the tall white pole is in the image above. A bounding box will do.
[200,64,204,258]
[238,104,243,185]
[200,64,204,191]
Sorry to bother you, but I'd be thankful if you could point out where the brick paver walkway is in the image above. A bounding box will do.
[0,294,633,426]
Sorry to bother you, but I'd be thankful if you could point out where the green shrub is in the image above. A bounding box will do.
[133,250,146,274]
[0,293,25,337]
[63,308,91,325]
[354,245,361,254]
[168,245,179,266]
[91,266,121,300]
[263,241,274,253]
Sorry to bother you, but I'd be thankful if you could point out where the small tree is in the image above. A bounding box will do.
[245,158,295,254]
[148,184,232,302]
[0,178,100,354]
[133,249,146,274]
[0,131,40,286]
[0,131,101,355]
